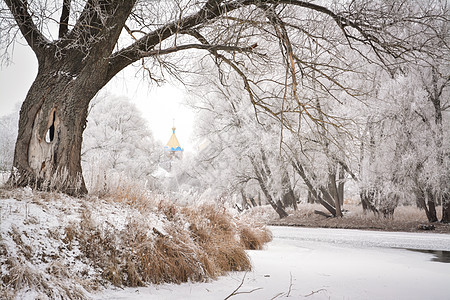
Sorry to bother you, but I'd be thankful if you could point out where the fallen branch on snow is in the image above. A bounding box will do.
[304,288,327,297]
[224,272,262,299]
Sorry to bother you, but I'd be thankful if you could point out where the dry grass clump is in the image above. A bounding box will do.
[235,210,273,250]
[238,224,273,250]
[121,220,209,285]
[64,201,268,288]
[183,205,252,277]
[103,183,153,212]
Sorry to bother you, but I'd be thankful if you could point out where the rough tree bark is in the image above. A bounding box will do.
[10,70,92,195]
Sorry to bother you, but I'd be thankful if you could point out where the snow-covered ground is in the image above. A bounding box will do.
[95,226,450,300]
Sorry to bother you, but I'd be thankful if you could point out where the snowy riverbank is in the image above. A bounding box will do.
[95,226,450,300]
[0,189,270,299]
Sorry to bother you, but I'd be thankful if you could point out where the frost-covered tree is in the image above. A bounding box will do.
[187,63,359,218]
[418,61,450,222]
[2,0,445,195]
[81,95,162,193]
[182,81,294,217]
[0,110,18,172]
[353,13,450,221]
[356,66,449,221]
[184,4,449,219]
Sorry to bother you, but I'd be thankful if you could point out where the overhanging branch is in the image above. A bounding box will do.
[106,0,252,80]
[138,43,257,57]
[4,0,50,55]
[64,0,136,52]
[106,0,426,85]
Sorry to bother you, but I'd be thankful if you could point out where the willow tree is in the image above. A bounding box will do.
[1,0,446,195]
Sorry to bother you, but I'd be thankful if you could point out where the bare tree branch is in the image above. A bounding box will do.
[139,43,257,57]
[58,0,71,38]
[4,0,50,55]
[223,272,263,300]
[63,0,136,55]
[304,288,327,297]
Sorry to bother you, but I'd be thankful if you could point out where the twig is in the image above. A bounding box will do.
[270,292,285,299]
[304,288,327,297]
[224,272,263,299]
[287,272,293,297]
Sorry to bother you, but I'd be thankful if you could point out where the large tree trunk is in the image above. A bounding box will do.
[7,54,108,195]
[426,188,438,222]
[338,165,345,206]
[328,171,343,217]
[442,192,450,223]
[428,66,449,223]
[282,170,297,210]
[8,74,90,195]
[5,1,135,196]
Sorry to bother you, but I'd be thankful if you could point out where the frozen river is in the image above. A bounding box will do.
[95,226,450,300]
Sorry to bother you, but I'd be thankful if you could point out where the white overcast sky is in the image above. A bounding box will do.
[0,40,195,152]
